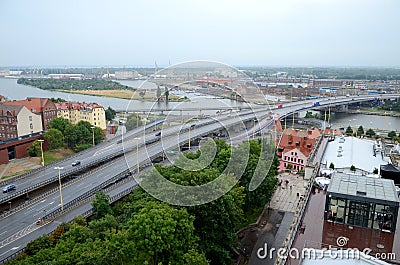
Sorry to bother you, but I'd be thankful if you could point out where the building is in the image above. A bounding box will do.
[48,73,83,80]
[4,98,57,130]
[0,103,42,141]
[312,79,344,88]
[55,101,106,132]
[277,128,321,171]
[114,70,139,80]
[325,173,399,233]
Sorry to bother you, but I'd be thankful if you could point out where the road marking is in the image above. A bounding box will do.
[0,231,7,236]
[0,245,20,257]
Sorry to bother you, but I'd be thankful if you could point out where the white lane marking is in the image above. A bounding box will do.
[0,245,20,257]
[0,231,7,236]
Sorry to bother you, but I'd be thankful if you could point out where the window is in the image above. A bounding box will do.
[30,123,33,129]
[29,116,32,121]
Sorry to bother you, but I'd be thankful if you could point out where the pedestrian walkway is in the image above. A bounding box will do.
[270,173,308,212]
[245,172,310,265]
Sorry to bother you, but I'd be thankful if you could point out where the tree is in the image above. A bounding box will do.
[329,162,335,169]
[366,128,376,137]
[43,128,63,149]
[388,131,397,139]
[286,163,293,170]
[373,168,379,174]
[50,97,66,103]
[48,117,71,134]
[24,235,53,256]
[345,126,353,136]
[125,113,142,131]
[28,140,40,157]
[357,126,364,136]
[105,106,116,121]
[91,191,111,220]
[350,165,356,172]
[156,85,162,102]
[128,202,198,265]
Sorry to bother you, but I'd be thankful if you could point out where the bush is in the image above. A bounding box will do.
[28,140,40,157]
[74,144,93,152]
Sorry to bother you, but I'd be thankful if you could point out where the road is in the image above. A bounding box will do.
[1,93,399,261]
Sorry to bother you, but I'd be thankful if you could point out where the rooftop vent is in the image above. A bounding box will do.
[356,191,367,196]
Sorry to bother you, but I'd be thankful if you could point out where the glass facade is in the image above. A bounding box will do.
[325,195,398,233]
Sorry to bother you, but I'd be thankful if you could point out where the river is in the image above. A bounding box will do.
[1,78,400,129]
[0,78,247,115]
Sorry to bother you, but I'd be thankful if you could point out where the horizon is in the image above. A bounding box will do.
[1,0,399,67]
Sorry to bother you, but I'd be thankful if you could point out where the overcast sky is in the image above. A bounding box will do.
[0,0,399,67]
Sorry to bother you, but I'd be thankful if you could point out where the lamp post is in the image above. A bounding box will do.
[188,124,191,150]
[38,139,45,166]
[54,166,64,211]
[253,119,257,140]
[134,137,140,173]
[90,126,95,146]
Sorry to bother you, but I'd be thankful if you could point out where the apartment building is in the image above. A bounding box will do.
[55,101,106,132]
[0,103,42,141]
[4,97,57,130]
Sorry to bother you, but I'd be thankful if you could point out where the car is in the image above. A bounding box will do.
[155,132,161,137]
[190,124,196,129]
[2,184,16,193]
[117,139,122,144]
[72,160,81,166]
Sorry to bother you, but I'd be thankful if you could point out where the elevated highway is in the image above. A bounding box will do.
[0,93,399,262]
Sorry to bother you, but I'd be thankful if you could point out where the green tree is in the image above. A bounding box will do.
[373,168,379,174]
[105,106,116,121]
[128,202,198,265]
[43,128,64,149]
[125,113,142,131]
[91,191,111,220]
[139,90,146,99]
[48,117,71,134]
[366,128,376,137]
[350,165,356,172]
[388,131,397,139]
[329,162,335,169]
[357,126,364,136]
[345,126,353,135]
[24,235,53,256]
[28,140,40,157]
[286,163,293,170]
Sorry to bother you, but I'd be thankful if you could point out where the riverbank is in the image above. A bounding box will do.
[347,107,400,117]
[55,89,190,102]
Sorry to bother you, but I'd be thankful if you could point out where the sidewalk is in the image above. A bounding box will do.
[237,172,309,265]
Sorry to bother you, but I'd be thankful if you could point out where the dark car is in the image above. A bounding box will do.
[2,184,16,193]
[72,160,81,166]
[155,132,161,137]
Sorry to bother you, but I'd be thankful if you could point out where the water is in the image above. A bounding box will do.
[0,78,247,115]
[331,112,400,131]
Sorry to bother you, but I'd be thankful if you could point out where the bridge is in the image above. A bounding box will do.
[0,93,399,262]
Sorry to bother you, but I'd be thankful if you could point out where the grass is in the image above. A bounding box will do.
[43,148,74,165]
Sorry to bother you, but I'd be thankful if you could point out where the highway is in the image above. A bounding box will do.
[0,93,399,262]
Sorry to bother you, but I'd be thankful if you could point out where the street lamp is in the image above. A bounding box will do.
[134,137,140,173]
[38,139,45,166]
[90,126,95,146]
[188,124,191,150]
[253,119,257,140]
[54,166,64,211]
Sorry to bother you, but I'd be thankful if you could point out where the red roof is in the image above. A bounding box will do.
[4,98,54,113]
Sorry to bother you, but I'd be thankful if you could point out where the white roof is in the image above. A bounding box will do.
[322,137,390,173]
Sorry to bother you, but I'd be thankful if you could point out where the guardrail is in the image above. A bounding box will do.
[0,120,164,187]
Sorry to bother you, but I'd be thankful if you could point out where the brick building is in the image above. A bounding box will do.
[4,97,57,130]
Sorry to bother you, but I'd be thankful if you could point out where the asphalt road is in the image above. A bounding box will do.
[1,94,399,261]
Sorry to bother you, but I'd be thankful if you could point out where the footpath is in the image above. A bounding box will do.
[237,172,310,265]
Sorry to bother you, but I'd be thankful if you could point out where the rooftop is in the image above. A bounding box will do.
[322,136,390,173]
[328,173,399,205]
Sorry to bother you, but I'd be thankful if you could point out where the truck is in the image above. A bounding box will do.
[313,102,320,107]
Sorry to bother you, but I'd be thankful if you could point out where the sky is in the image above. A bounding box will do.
[0,0,399,67]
